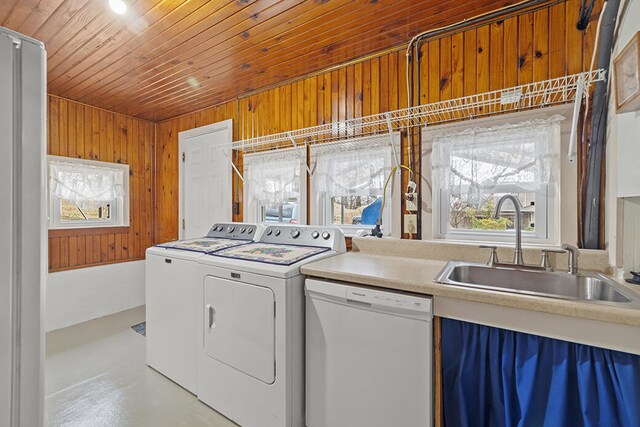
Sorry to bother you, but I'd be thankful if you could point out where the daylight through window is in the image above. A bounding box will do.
[311,134,399,234]
[429,116,562,243]
[48,156,129,229]
[243,149,302,224]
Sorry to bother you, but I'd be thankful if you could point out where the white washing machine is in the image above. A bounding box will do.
[196,224,346,427]
[145,223,262,393]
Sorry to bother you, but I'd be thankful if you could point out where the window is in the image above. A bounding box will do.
[48,156,129,229]
[330,195,380,226]
[428,116,562,244]
[262,200,299,224]
[243,149,304,224]
[311,135,399,235]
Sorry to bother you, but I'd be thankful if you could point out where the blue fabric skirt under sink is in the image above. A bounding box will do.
[441,318,640,427]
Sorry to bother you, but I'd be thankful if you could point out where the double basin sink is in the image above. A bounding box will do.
[435,261,640,309]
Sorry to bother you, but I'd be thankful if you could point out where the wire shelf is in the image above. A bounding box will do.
[226,70,606,154]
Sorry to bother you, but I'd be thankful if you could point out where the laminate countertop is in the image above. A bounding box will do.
[301,252,640,328]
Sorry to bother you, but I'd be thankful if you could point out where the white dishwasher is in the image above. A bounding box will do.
[305,279,433,427]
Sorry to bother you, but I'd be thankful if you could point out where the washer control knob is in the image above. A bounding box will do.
[227,226,235,233]
[247,228,253,234]
[311,231,320,239]
[266,229,273,236]
[274,229,281,237]
[322,231,331,240]
[291,229,300,238]
[240,227,246,233]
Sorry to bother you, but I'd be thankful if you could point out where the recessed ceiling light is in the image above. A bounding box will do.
[109,0,127,14]
[187,77,202,90]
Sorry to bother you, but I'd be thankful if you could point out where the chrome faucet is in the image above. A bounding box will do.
[561,243,580,274]
[494,195,524,265]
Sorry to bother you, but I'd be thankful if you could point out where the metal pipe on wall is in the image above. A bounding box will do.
[582,0,620,249]
[406,0,551,240]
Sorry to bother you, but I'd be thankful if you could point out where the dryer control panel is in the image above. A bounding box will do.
[258,224,346,253]
[206,223,262,240]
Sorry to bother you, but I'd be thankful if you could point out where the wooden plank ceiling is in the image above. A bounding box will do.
[1,0,515,121]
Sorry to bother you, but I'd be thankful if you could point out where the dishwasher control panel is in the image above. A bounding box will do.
[346,287,432,313]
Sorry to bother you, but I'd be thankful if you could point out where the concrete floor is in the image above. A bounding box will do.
[45,306,237,427]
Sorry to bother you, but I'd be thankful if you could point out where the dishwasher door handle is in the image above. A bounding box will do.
[345,298,372,308]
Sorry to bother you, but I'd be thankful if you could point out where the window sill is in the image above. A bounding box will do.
[48,226,130,238]
[341,230,395,239]
[423,237,559,249]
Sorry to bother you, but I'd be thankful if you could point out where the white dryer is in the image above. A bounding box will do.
[196,224,346,427]
[145,223,261,393]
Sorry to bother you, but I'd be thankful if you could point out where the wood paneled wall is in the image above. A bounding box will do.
[47,95,155,272]
[152,0,600,244]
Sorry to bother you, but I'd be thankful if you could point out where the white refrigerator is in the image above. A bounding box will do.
[0,27,47,427]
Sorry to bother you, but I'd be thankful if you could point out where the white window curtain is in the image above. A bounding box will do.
[243,148,301,203]
[49,160,125,206]
[430,116,563,208]
[311,135,399,197]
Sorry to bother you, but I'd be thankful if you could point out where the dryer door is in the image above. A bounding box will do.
[203,276,276,384]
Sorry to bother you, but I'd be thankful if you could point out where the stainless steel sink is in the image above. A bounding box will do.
[435,261,640,308]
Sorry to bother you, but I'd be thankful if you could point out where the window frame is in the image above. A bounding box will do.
[311,137,397,236]
[434,182,553,243]
[423,112,563,246]
[258,198,301,225]
[326,194,385,229]
[319,191,392,235]
[242,154,307,225]
[47,155,130,230]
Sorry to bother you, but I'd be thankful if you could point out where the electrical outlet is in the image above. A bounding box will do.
[404,214,417,235]
[405,193,418,212]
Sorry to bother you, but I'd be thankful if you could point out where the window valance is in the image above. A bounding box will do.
[49,160,125,205]
[430,116,563,207]
[243,149,301,203]
[311,134,399,197]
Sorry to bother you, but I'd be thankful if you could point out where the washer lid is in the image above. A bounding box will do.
[155,237,249,254]
[209,242,329,266]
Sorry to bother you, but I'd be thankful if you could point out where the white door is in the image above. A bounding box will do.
[179,120,233,239]
[203,276,276,384]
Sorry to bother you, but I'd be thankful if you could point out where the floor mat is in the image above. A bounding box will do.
[131,321,146,337]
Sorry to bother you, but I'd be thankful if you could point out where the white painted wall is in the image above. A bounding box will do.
[46,261,145,332]
[613,0,640,198]
[606,0,640,267]
[622,197,640,274]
